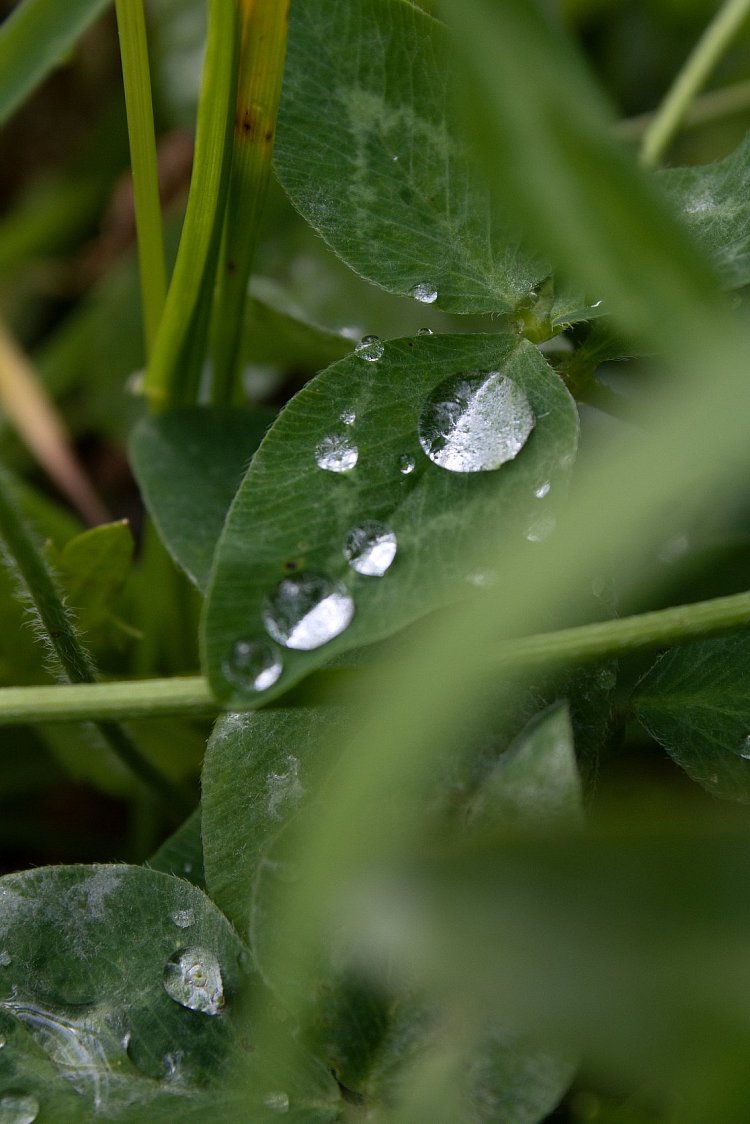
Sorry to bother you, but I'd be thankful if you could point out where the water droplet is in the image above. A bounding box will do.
[262,573,354,651]
[0,1094,39,1124]
[465,571,497,588]
[534,481,551,499]
[340,408,356,426]
[344,522,398,577]
[182,862,193,876]
[314,434,358,473]
[266,755,304,819]
[391,154,399,162]
[0,1036,6,1049]
[526,513,557,543]
[355,335,384,362]
[264,1091,290,1114]
[418,370,535,473]
[596,667,617,691]
[398,453,416,475]
[163,948,224,1016]
[416,327,433,336]
[163,1051,183,1081]
[739,735,750,760]
[171,909,195,930]
[222,639,283,692]
[410,282,438,304]
[0,952,11,967]
[658,534,690,563]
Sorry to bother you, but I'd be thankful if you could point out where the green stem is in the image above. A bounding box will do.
[144,0,240,410]
[618,77,750,142]
[0,468,188,812]
[211,0,290,403]
[115,0,167,357]
[2,590,750,725]
[640,0,750,167]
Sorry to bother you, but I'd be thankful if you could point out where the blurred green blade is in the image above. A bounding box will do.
[0,0,112,125]
[274,0,545,314]
[203,334,578,705]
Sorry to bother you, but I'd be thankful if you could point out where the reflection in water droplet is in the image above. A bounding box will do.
[739,735,750,760]
[314,434,358,473]
[355,335,384,362]
[410,282,438,304]
[340,408,356,426]
[171,909,195,930]
[222,639,283,692]
[526,514,557,543]
[418,370,535,473]
[264,1091,290,1114]
[262,573,354,651]
[534,481,551,499]
[416,327,433,336]
[344,523,398,577]
[398,453,416,475]
[0,1094,39,1124]
[163,948,224,1016]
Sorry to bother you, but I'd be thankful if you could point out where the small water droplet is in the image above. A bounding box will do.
[398,453,416,475]
[262,573,354,650]
[0,1094,40,1124]
[314,433,358,473]
[658,534,690,563]
[534,481,551,499]
[419,370,535,473]
[416,327,433,336]
[410,282,438,304]
[465,571,497,588]
[171,909,195,930]
[526,513,557,543]
[596,667,617,691]
[182,862,193,875]
[264,1091,290,1114]
[344,522,398,577]
[163,948,224,1016]
[163,1051,183,1081]
[739,735,750,760]
[391,154,399,162]
[355,335,384,362]
[0,951,11,967]
[222,639,283,692]
[340,408,356,426]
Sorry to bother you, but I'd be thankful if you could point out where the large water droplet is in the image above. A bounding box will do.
[222,639,283,692]
[0,1094,39,1124]
[314,434,358,473]
[739,735,750,760]
[355,335,384,362]
[163,948,224,1016]
[418,370,535,473]
[398,453,416,475]
[264,1091,290,1114]
[262,573,354,650]
[344,522,398,577]
[411,282,438,304]
[170,909,195,930]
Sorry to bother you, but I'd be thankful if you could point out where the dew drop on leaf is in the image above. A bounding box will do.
[314,433,358,473]
[410,282,438,304]
[739,735,750,760]
[0,952,11,967]
[262,573,354,650]
[170,909,195,929]
[163,948,224,1016]
[398,453,416,475]
[526,513,557,543]
[344,522,398,576]
[222,639,283,692]
[534,481,551,499]
[0,1037,6,1049]
[0,1094,40,1124]
[418,370,535,473]
[355,335,384,362]
[416,327,433,336]
[264,1091,290,1114]
[340,408,356,426]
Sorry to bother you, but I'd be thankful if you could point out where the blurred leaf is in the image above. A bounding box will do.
[149,808,205,888]
[0,0,112,126]
[658,133,750,290]
[631,633,750,803]
[130,406,274,592]
[204,333,579,705]
[274,0,544,314]
[44,520,135,643]
[244,281,353,371]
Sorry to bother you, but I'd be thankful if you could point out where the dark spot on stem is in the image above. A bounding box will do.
[227,259,237,276]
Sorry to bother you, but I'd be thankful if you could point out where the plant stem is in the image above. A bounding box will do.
[211,0,290,403]
[618,78,750,142]
[0,468,188,812]
[115,0,167,357]
[640,0,750,167]
[2,590,750,725]
[143,0,240,410]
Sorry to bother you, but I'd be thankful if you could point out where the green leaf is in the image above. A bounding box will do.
[467,1027,575,1124]
[273,0,544,314]
[658,133,750,291]
[130,406,273,592]
[0,0,112,126]
[0,864,245,1119]
[631,633,750,803]
[244,282,353,370]
[203,333,579,705]
[44,520,135,642]
[149,808,205,888]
